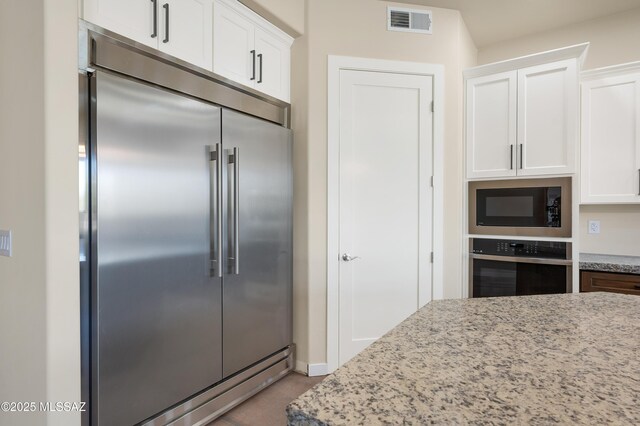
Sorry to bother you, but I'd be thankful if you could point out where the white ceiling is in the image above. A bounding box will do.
[386,0,640,47]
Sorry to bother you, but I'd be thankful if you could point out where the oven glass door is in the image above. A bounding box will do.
[472,259,568,298]
[476,187,562,228]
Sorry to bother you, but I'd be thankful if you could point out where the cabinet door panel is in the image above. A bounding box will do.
[518,60,577,176]
[581,271,640,296]
[84,0,156,48]
[466,71,517,179]
[159,0,213,69]
[581,74,640,203]
[213,0,255,87]
[254,26,290,102]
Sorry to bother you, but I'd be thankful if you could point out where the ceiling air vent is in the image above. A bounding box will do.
[387,7,432,34]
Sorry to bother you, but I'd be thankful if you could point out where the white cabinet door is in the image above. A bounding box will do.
[84,0,157,48]
[517,60,578,176]
[581,73,640,203]
[213,0,256,88]
[466,71,517,179]
[254,26,291,102]
[158,0,213,69]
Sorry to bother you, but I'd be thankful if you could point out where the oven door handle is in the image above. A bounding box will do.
[470,253,573,266]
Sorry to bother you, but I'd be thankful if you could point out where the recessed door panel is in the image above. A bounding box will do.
[518,60,577,176]
[466,71,517,178]
[159,0,213,69]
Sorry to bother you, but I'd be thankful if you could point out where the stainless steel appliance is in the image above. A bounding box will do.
[469,177,572,238]
[79,23,292,426]
[469,238,572,298]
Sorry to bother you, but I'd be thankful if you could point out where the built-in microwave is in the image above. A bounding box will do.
[469,177,572,238]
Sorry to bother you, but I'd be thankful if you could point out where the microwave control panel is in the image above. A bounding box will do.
[471,238,568,260]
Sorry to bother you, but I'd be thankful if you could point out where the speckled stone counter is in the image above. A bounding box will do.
[580,253,640,275]
[287,293,640,425]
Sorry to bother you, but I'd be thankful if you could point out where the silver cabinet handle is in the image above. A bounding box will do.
[519,143,523,169]
[209,144,222,278]
[229,147,240,275]
[250,50,256,81]
[257,53,263,84]
[342,254,361,262]
[151,0,158,38]
[510,145,514,170]
[162,3,169,43]
[638,169,640,196]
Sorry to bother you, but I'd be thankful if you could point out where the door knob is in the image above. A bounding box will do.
[342,253,361,262]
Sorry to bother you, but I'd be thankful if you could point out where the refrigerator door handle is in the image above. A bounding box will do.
[229,147,240,275]
[210,144,223,278]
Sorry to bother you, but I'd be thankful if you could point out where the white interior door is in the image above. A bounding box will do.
[338,69,433,365]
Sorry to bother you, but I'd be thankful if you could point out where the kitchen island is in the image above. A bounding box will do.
[287,293,640,425]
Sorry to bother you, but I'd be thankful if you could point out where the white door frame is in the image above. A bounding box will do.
[327,55,445,374]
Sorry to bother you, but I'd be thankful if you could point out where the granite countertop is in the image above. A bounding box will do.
[287,293,640,425]
[580,253,640,274]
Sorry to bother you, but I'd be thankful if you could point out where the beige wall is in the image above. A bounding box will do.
[289,10,311,368]
[0,1,80,425]
[478,7,640,70]
[240,0,305,36]
[285,0,477,366]
[477,7,640,257]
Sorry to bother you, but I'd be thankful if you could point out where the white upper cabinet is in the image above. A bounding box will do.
[212,0,256,87]
[213,0,293,102]
[254,26,291,101]
[466,71,517,179]
[83,0,213,69]
[581,64,640,204]
[464,44,587,179]
[159,0,213,69]
[517,60,577,176]
[84,0,157,48]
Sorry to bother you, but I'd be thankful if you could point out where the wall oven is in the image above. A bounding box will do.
[469,238,572,298]
[469,177,572,238]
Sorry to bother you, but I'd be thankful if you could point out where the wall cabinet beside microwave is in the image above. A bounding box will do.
[581,63,640,204]
[466,59,579,179]
[213,0,293,102]
[83,0,213,69]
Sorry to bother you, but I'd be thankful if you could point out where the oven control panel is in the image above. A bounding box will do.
[471,238,568,259]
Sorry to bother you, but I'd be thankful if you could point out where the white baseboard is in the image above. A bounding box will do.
[293,361,329,377]
[307,363,329,377]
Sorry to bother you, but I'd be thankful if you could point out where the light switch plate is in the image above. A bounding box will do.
[0,230,12,257]
[588,220,601,235]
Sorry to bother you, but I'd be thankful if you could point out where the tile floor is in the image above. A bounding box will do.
[209,372,325,426]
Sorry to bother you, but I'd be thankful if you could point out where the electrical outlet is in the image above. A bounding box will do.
[0,230,12,257]
[588,220,601,235]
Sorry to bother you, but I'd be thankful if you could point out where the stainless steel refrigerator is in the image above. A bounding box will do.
[85,67,292,425]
